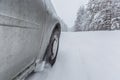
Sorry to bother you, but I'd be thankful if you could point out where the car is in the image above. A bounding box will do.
[0,0,61,80]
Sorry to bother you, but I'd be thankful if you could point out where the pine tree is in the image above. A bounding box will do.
[74,0,120,31]
[74,6,86,31]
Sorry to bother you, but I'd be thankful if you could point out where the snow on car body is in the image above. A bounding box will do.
[0,0,61,80]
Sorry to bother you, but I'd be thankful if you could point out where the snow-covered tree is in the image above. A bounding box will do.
[74,6,86,31]
[74,0,120,31]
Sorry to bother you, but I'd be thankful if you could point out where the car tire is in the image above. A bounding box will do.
[43,29,60,66]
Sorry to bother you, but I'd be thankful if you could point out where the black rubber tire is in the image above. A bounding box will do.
[44,29,60,66]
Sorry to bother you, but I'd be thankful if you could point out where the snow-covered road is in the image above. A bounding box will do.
[27,31,120,80]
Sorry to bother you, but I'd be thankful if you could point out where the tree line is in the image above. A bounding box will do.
[74,0,120,31]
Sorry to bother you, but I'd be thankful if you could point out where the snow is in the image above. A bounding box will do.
[27,31,120,80]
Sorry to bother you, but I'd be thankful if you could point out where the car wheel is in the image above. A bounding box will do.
[44,29,60,66]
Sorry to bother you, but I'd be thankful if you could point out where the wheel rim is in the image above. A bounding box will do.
[51,35,59,60]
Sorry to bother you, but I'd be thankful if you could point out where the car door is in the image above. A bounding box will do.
[0,0,45,80]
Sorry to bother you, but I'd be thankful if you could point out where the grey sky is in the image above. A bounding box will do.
[51,0,89,28]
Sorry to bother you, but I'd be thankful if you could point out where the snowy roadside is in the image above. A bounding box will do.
[27,31,120,80]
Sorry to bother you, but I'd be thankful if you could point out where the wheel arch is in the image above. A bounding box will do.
[52,23,61,33]
[42,22,61,60]
[37,22,61,62]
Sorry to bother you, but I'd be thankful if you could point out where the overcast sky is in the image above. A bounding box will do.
[51,0,89,28]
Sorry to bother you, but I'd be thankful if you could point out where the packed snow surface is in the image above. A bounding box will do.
[27,31,120,80]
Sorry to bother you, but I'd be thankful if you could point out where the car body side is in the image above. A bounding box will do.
[0,0,61,80]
